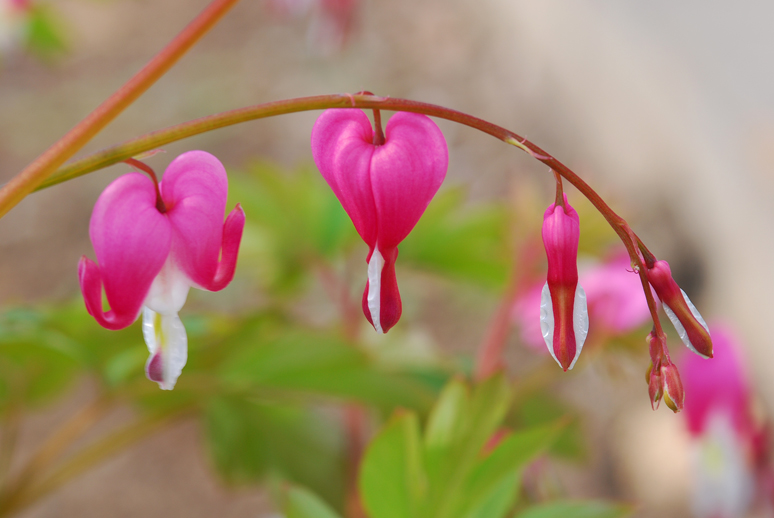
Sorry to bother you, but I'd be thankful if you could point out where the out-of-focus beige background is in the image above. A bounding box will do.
[1,1,772,516]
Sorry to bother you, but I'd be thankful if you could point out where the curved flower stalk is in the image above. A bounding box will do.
[311,108,448,333]
[540,193,588,371]
[78,151,245,389]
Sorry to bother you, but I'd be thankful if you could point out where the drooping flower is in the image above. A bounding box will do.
[647,259,713,359]
[311,109,448,333]
[79,151,245,390]
[681,324,760,518]
[539,193,588,371]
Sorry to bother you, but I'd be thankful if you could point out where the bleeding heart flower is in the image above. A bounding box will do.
[540,193,588,371]
[78,151,245,390]
[311,109,448,333]
[681,324,760,518]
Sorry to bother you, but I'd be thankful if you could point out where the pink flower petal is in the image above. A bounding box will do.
[160,151,236,291]
[681,323,752,437]
[80,173,171,330]
[205,204,246,291]
[311,109,378,246]
[371,112,448,250]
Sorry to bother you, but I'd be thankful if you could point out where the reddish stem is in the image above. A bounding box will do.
[123,158,166,213]
[372,109,385,146]
[0,0,240,219]
[552,169,565,207]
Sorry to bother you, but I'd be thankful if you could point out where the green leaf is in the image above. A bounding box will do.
[460,423,562,518]
[26,5,67,60]
[463,473,520,518]
[422,374,512,518]
[424,377,469,449]
[283,485,345,518]
[229,163,358,292]
[514,392,585,461]
[360,411,426,518]
[205,395,345,508]
[515,501,634,518]
[400,188,509,287]
[219,330,436,413]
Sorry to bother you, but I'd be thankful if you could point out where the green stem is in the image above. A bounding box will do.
[0,0,241,219]
[0,405,20,485]
[0,397,111,514]
[0,410,190,517]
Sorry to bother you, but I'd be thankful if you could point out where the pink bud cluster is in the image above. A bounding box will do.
[646,330,685,412]
[526,180,712,408]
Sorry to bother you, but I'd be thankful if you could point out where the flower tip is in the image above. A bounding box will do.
[145,351,164,384]
[664,393,681,413]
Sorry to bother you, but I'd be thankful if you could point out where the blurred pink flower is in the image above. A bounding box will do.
[682,323,753,438]
[581,253,652,333]
[513,252,651,353]
[0,0,30,53]
[266,0,359,53]
[681,324,760,518]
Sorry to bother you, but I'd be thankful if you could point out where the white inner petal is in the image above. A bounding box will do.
[539,282,557,366]
[367,248,385,334]
[570,285,589,370]
[663,288,711,359]
[142,307,188,390]
[539,283,588,370]
[144,257,191,315]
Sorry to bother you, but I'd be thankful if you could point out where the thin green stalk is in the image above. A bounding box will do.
[0,410,191,517]
[0,397,112,514]
[0,406,20,485]
[0,0,241,219]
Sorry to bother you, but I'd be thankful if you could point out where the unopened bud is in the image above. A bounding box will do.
[540,194,588,371]
[648,362,664,410]
[661,362,685,413]
[647,260,712,359]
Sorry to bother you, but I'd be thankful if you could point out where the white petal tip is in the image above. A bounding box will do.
[367,248,385,334]
[539,283,588,370]
[663,289,711,358]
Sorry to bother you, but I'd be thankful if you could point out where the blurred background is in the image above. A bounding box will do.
[0,0,772,517]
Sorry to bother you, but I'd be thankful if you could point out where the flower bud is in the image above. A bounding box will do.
[647,260,712,359]
[540,194,588,371]
[661,362,685,413]
[647,361,664,410]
